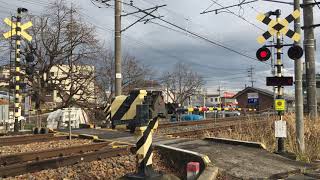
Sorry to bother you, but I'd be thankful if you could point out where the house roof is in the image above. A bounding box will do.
[233,87,294,101]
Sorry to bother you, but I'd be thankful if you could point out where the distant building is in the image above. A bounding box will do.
[45,64,96,106]
[0,65,10,88]
[206,94,221,107]
[233,87,294,112]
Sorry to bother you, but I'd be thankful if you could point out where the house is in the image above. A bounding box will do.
[233,87,294,112]
[46,64,96,106]
[206,94,221,107]
[0,65,10,88]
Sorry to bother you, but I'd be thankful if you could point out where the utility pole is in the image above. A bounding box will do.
[248,65,255,87]
[303,0,317,120]
[294,0,305,153]
[115,0,122,96]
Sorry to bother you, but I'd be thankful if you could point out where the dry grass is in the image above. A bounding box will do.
[206,114,320,162]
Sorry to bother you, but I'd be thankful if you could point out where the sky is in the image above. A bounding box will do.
[0,0,320,94]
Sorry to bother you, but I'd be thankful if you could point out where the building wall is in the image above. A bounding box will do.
[49,64,96,104]
[236,90,274,112]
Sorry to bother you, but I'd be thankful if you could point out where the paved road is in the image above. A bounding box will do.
[65,128,319,179]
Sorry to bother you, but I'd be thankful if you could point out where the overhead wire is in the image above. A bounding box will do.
[79,4,251,73]
[114,0,269,65]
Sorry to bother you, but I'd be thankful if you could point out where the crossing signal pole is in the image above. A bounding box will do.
[3,8,33,132]
[274,10,285,153]
[256,9,303,154]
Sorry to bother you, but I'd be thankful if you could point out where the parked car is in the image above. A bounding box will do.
[0,91,13,101]
[223,111,241,117]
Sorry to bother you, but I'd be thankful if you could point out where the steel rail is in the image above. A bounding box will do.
[0,142,112,166]
[159,115,265,129]
[0,134,69,147]
[165,119,270,137]
[0,146,130,178]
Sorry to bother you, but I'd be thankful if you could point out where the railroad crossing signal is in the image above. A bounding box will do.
[257,10,300,44]
[2,17,33,41]
[288,45,304,60]
[256,47,271,61]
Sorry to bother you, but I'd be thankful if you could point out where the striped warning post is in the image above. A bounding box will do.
[134,116,159,177]
[13,9,22,132]
[257,10,300,44]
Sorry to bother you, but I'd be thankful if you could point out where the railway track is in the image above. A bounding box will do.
[164,119,270,137]
[159,115,264,129]
[0,142,130,178]
[0,134,69,147]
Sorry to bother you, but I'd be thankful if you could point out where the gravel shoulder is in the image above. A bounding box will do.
[4,151,182,180]
[0,139,93,155]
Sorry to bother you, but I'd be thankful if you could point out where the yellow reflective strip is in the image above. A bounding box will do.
[188,108,194,112]
[16,40,21,45]
[209,107,214,111]
[268,20,277,28]
[15,76,20,81]
[279,27,289,35]
[16,67,20,72]
[21,31,32,41]
[256,13,266,22]
[280,19,289,27]
[15,103,20,107]
[146,153,153,166]
[257,36,266,44]
[238,108,242,111]
[292,10,300,19]
[137,133,152,157]
[292,33,301,42]
[3,31,16,39]
[224,108,229,111]
[15,85,20,90]
[21,21,33,30]
[4,18,16,28]
[217,108,222,111]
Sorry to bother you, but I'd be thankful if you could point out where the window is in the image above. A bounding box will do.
[210,97,214,102]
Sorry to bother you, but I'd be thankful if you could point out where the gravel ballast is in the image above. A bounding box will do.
[4,151,181,180]
[0,139,93,155]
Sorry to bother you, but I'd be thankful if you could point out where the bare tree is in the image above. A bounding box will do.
[22,0,100,109]
[160,62,204,105]
[95,49,154,103]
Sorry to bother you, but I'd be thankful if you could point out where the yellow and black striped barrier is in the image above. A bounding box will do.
[128,116,159,178]
[28,107,101,113]
[184,107,256,112]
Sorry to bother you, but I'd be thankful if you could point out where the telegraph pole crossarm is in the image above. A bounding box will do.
[200,0,258,15]
[121,6,165,32]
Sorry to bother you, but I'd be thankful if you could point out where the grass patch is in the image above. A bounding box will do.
[206,114,320,162]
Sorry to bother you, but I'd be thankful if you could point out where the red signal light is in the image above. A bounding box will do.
[256,47,271,61]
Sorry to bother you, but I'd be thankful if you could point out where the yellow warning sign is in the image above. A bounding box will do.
[275,99,286,111]
[3,18,33,41]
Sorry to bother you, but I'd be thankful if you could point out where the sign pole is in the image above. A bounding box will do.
[274,10,286,154]
[13,8,23,132]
